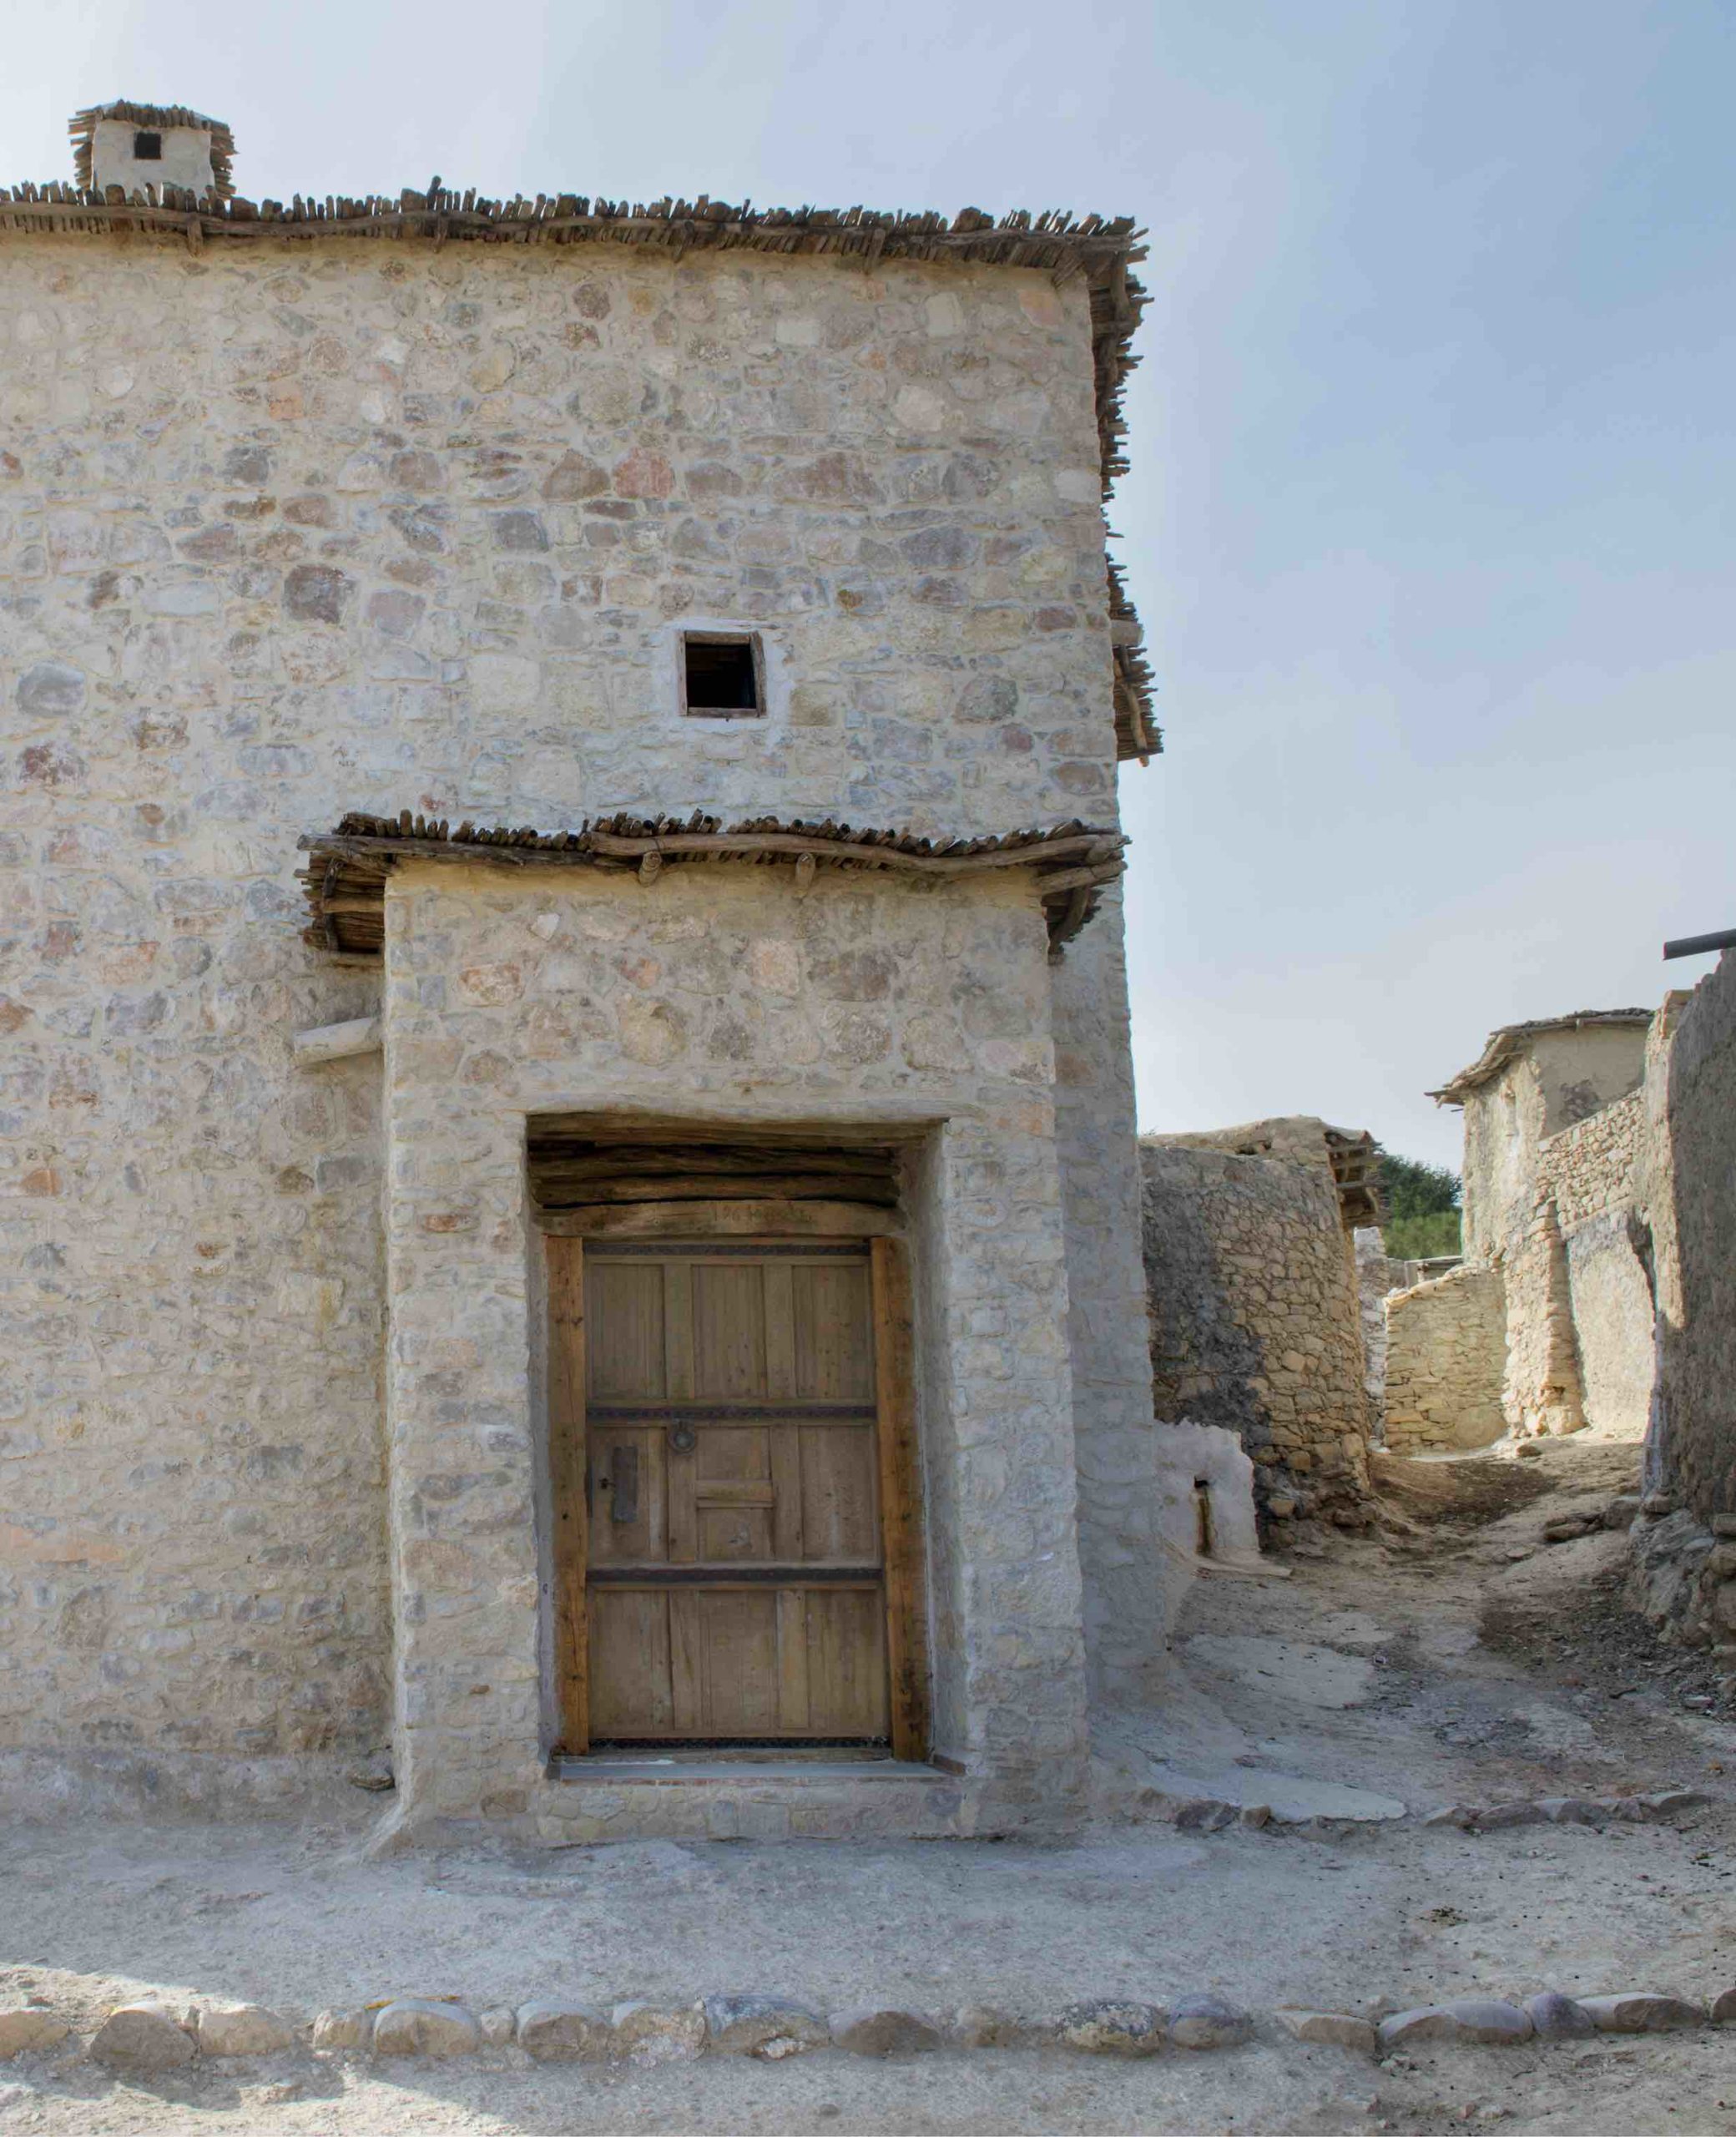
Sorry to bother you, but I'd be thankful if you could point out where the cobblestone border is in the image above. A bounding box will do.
[3,1982,1732,2074]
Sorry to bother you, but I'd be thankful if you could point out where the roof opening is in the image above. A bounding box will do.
[133,129,163,159]
[681,633,761,718]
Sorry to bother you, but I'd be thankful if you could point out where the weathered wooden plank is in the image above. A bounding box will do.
[871,1236,929,1763]
[777,1588,810,1733]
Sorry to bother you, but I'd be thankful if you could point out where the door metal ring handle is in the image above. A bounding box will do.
[669,1423,698,1454]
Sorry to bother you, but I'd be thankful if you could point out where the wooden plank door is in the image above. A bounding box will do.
[548,1235,926,1755]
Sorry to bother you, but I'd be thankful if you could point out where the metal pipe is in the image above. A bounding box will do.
[1663,928,1736,961]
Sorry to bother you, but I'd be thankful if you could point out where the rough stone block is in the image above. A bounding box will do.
[1056,2000,1167,2056]
[90,2003,197,2072]
[1477,1801,1546,1829]
[1273,2008,1376,2054]
[830,2007,942,2057]
[1377,2000,1532,2049]
[477,2008,517,2046]
[0,2006,70,2058]
[516,2002,613,2062]
[1524,1992,1597,2041]
[372,2000,482,2057]
[1168,1994,1253,2049]
[310,2009,368,2052]
[611,2002,705,2065]
[1578,1993,1706,2033]
[1710,1988,1736,2024]
[703,1994,830,2057]
[194,2003,295,2057]
[947,2004,1034,2049]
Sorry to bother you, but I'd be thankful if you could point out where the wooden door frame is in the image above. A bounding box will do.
[548,1235,589,1756]
[544,1211,930,1763]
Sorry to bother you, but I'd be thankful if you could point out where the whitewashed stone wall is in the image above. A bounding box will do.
[1383,1266,1506,1452]
[0,231,1148,1811]
[381,861,1088,1838]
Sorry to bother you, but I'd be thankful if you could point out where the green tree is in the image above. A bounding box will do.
[1377,1151,1462,1260]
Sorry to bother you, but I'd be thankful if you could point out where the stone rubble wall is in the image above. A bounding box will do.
[1353,1230,1432,1437]
[1382,1266,1506,1453]
[0,233,1143,1806]
[1138,1142,1372,1538]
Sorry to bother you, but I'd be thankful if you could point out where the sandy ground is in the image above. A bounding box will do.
[4,1436,1734,2134]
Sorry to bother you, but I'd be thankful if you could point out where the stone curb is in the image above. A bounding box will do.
[1156,1784,1712,1836]
[4,1983,1731,2072]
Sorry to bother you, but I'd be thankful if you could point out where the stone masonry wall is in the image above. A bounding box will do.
[1644,952,1736,1523]
[0,230,1141,1803]
[1139,1142,1371,1538]
[1383,1266,1506,1453]
[1052,888,1160,1702]
[381,861,1089,1838]
[1497,1090,1648,1437]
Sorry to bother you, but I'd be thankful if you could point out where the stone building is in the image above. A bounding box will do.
[1628,952,1736,1647]
[0,109,1163,1842]
[1427,1009,1655,1442]
[1138,1118,1379,1545]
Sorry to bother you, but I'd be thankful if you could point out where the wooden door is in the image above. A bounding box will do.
[548,1235,926,1756]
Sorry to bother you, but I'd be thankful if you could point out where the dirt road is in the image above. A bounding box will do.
[3,1437,1731,2133]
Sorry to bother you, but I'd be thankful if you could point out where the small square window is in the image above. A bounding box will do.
[133,130,164,160]
[680,632,763,719]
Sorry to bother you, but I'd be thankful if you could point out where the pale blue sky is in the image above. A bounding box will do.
[6,0,1730,1165]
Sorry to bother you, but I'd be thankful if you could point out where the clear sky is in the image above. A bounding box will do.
[5,0,1730,1167]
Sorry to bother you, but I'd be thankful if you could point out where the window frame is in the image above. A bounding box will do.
[678,629,766,722]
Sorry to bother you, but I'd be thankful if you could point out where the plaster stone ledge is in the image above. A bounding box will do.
[291,1014,382,1066]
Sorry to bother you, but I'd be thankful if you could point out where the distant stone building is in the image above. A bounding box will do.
[1138,1118,1379,1545]
[1427,1009,1655,1442]
[0,106,1164,1841]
